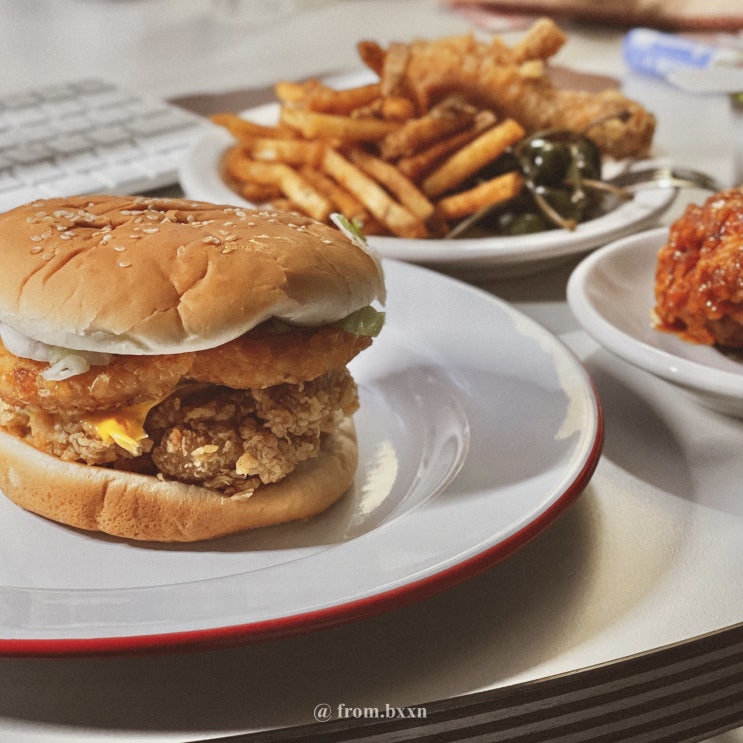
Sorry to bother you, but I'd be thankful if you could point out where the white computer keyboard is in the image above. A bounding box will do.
[0,78,208,213]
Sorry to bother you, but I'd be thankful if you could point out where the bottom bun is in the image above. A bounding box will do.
[0,418,357,542]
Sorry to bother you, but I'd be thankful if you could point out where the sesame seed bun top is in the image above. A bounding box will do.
[0,195,385,355]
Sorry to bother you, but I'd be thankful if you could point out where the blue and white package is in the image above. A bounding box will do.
[623,28,742,79]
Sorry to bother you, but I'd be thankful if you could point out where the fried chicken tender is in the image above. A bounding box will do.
[655,188,743,347]
[371,18,655,159]
[0,369,359,496]
[0,324,370,413]
[149,369,358,494]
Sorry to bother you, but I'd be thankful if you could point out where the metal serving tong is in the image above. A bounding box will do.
[605,165,725,193]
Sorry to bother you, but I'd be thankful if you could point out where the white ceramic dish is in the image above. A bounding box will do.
[178,74,675,279]
[0,260,602,656]
[568,227,743,416]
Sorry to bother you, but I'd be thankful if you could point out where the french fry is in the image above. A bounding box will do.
[356,40,385,76]
[348,148,435,222]
[248,137,324,166]
[240,181,282,204]
[378,95,417,121]
[379,107,476,161]
[223,144,258,184]
[299,165,370,223]
[396,111,497,181]
[436,171,524,219]
[274,79,321,104]
[211,112,292,141]
[422,118,526,197]
[322,147,428,238]
[306,82,382,114]
[234,159,333,223]
[280,106,399,142]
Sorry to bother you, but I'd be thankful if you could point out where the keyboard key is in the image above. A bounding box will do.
[9,143,54,164]
[88,125,131,146]
[48,134,93,155]
[126,110,196,137]
[1,91,41,109]
[0,169,23,191]
[0,187,40,213]
[58,149,105,173]
[95,162,150,191]
[138,153,179,179]
[14,160,65,185]
[37,172,108,197]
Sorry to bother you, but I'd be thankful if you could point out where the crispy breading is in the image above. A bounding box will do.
[188,324,372,390]
[0,344,193,414]
[655,188,743,347]
[0,324,370,413]
[0,369,359,496]
[147,369,359,494]
[389,25,655,159]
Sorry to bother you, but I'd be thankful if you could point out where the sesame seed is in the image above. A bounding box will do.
[29,246,43,254]
[142,227,159,234]
[114,245,126,252]
[117,261,132,268]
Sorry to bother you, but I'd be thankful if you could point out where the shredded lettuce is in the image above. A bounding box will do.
[335,306,385,337]
[330,213,367,249]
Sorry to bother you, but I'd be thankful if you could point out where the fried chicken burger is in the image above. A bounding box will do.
[0,195,385,542]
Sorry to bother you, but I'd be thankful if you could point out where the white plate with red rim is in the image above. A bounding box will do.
[568,227,743,416]
[0,259,602,656]
[178,71,676,279]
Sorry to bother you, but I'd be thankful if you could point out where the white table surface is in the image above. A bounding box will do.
[0,1,741,741]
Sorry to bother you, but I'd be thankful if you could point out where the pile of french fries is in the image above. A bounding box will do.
[212,42,529,239]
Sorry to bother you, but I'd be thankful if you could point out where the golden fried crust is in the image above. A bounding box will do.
[189,324,372,389]
[0,343,194,413]
[0,416,357,542]
[394,26,655,159]
[0,325,372,412]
